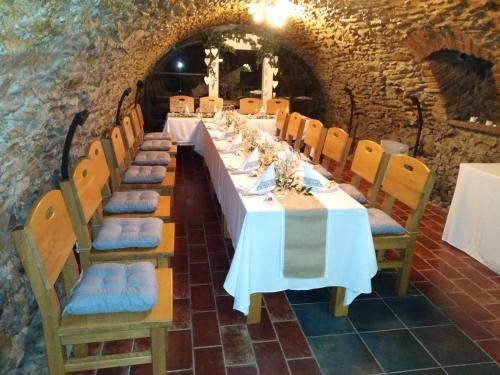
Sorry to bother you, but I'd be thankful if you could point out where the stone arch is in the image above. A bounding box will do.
[405,27,499,121]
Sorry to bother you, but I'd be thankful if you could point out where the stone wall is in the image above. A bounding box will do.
[0,1,498,373]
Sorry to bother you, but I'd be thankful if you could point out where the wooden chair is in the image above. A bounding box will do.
[239,98,262,114]
[122,116,177,171]
[319,127,352,179]
[169,95,194,113]
[131,105,177,144]
[339,140,390,207]
[266,98,289,114]
[275,109,289,141]
[102,127,175,197]
[12,190,172,374]
[285,112,307,151]
[199,96,223,112]
[86,140,171,221]
[60,158,175,269]
[301,119,327,164]
[372,155,434,295]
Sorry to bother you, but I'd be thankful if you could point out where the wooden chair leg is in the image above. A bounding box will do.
[44,328,66,375]
[247,293,262,324]
[395,241,416,296]
[151,327,167,375]
[330,287,349,316]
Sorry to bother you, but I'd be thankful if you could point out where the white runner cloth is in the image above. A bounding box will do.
[443,163,500,273]
[198,124,377,315]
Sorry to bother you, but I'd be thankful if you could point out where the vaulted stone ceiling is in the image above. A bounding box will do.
[0,1,498,372]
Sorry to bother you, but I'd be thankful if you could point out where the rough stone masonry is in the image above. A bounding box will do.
[0,1,498,373]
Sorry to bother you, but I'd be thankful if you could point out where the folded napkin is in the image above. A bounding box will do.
[230,148,259,174]
[302,163,337,193]
[212,130,227,141]
[239,163,276,195]
[223,133,242,153]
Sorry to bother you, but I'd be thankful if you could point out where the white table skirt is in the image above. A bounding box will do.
[164,116,276,151]
[198,124,377,315]
[443,163,500,274]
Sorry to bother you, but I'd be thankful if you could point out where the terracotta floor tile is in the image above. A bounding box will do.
[412,254,433,270]
[414,243,440,260]
[417,235,441,250]
[191,284,215,311]
[489,290,500,302]
[253,341,289,375]
[172,298,191,330]
[453,278,498,304]
[194,346,225,375]
[427,259,464,279]
[226,365,258,375]
[130,363,152,375]
[209,251,230,272]
[476,339,500,364]
[192,311,221,347]
[447,292,496,322]
[102,339,133,355]
[96,367,128,375]
[175,223,187,238]
[459,267,497,290]
[274,321,311,359]
[481,320,500,340]
[186,216,204,229]
[248,308,277,341]
[173,273,189,299]
[421,269,459,292]
[441,306,493,340]
[204,221,222,235]
[216,295,246,325]
[206,235,225,252]
[221,325,255,365]
[264,292,295,322]
[188,244,208,263]
[167,330,192,371]
[189,262,211,284]
[410,268,427,282]
[212,271,230,296]
[171,254,188,274]
[485,304,500,319]
[288,358,322,375]
[188,229,205,244]
[175,237,187,253]
[414,281,456,307]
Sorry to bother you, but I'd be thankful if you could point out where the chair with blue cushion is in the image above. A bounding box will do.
[339,140,390,207]
[12,190,172,375]
[60,158,175,269]
[285,112,307,151]
[370,155,434,295]
[86,140,171,221]
[301,119,327,164]
[103,127,175,197]
[121,116,177,171]
[318,127,352,179]
[131,104,177,143]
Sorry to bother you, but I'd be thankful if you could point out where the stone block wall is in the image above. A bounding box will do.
[0,0,498,373]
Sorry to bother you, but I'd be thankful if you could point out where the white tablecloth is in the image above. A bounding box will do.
[443,163,500,274]
[198,124,377,315]
[164,116,276,151]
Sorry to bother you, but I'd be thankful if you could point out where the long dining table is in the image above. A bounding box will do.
[196,120,377,322]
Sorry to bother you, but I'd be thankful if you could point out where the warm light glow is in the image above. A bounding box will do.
[247,0,302,28]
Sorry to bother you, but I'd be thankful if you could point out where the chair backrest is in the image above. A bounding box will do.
[169,95,194,113]
[266,98,289,115]
[87,141,111,192]
[322,127,350,163]
[135,103,145,128]
[381,155,434,231]
[121,116,137,151]
[351,140,387,184]
[285,112,306,150]
[303,119,327,163]
[200,96,223,112]
[130,107,144,140]
[275,109,289,140]
[239,98,262,114]
[71,158,103,224]
[108,126,127,168]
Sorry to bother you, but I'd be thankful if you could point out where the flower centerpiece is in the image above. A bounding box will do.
[275,148,312,195]
[241,123,261,155]
[258,132,278,170]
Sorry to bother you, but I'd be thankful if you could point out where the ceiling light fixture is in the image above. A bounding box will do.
[247,0,303,28]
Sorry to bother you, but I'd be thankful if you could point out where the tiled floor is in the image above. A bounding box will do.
[87,148,499,375]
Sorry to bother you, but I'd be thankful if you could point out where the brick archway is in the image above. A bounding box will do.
[405,27,499,121]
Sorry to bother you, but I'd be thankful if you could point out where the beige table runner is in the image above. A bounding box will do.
[279,192,328,278]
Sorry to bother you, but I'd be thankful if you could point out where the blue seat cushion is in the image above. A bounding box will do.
[141,140,172,151]
[368,208,406,235]
[144,132,171,140]
[339,183,367,203]
[103,191,160,214]
[134,151,171,166]
[122,165,166,183]
[313,164,334,180]
[64,262,157,315]
[93,217,163,250]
